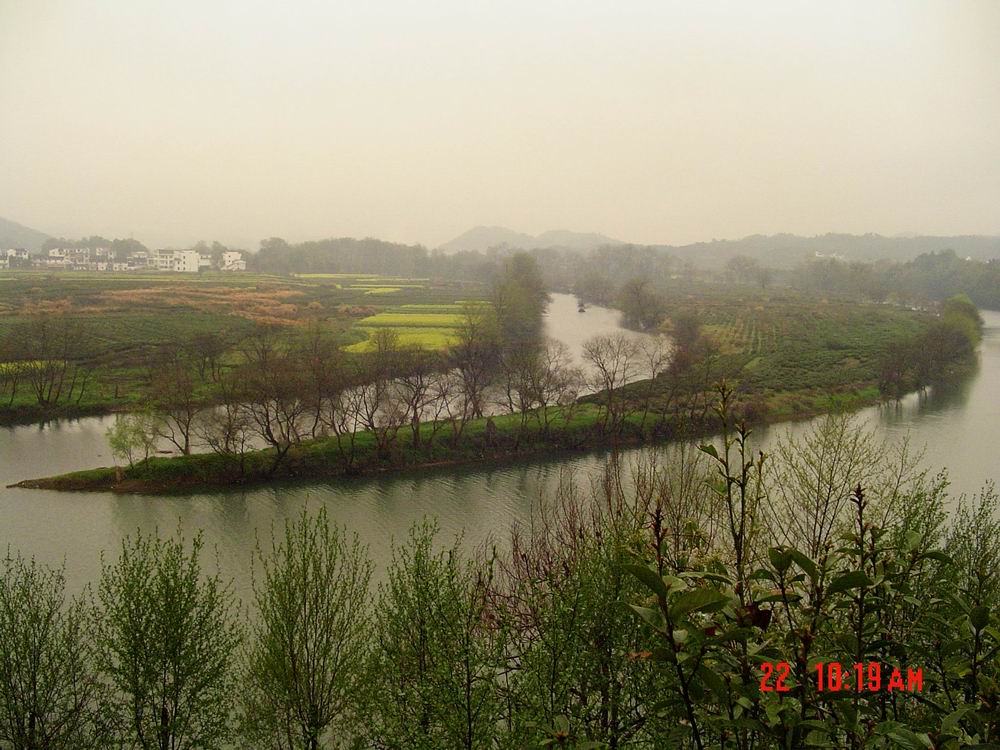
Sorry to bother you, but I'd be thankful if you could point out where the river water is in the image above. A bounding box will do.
[1,294,997,597]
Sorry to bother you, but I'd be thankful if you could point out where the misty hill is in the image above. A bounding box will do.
[440,226,622,253]
[0,216,49,251]
[673,233,1000,267]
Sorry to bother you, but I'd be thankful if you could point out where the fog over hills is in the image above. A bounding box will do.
[670,233,1000,266]
[440,226,623,253]
[4,212,999,267]
[0,216,49,251]
[440,226,1000,265]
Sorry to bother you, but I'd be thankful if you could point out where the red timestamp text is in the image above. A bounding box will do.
[759,662,924,693]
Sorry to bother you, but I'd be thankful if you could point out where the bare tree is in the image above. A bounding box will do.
[0,343,23,407]
[529,339,583,435]
[328,385,366,471]
[424,369,460,447]
[636,335,673,432]
[187,332,229,383]
[242,328,309,476]
[438,369,476,447]
[396,347,442,450]
[581,333,641,435]
[296,324,345,439]
[497,346,538,446]
[149,360,202,455]
[196,374,254,477]
[353,330,407,457]
[6,317,92,406]
[450,304,500,420]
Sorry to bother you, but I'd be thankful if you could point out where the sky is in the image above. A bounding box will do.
[1,0,998,250]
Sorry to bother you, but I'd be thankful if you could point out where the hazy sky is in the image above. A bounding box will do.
[1,0,998,249]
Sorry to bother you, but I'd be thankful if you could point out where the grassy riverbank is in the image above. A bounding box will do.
[10,378,905,494]
[10,287,982,494]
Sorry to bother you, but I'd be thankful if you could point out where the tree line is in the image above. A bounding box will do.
[98,250,727,485]
[104,312,708,483]
[0,317,100,408]
[5,398,1000,747]
[878,294,984,397]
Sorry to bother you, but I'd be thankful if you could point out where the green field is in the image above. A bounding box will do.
[645,290,933,417]
[344,302,489,352]
[0,270,487,422]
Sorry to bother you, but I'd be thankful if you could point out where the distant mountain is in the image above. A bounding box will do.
[0,216,49,252]
[535,230,624,250]
[440,226,623,253]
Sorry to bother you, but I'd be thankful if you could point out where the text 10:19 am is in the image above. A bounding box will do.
[759,662,924,693]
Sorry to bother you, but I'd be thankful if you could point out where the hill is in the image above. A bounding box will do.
[674,232,1000,267]
[0,216,49,251]
[440,226,622,253]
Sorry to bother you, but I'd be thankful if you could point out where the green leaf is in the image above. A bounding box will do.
[670,587,730,620]
[699,443,719,460]
[767,547,792,574]
[970,605,990,631]
[886,729,933,750]
[826,571,873,596]
[941,705,973,733]
[623,564,668,598]
[697,664,729,702]
[628,605,664,631]
[922,550,952,564]
[787,548,818,582]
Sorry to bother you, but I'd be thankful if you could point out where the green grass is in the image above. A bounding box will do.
[356,312,466,328]
[345,327,460,352]
[343,309,469,351]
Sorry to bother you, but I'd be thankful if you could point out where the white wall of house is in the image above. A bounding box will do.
[221,251,245,271]
[174,250,200,273]
[155,251,173,271]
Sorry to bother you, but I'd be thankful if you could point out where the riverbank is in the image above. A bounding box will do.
[12,290,982,494]
[9,379,906,494]
[0,400,138,428]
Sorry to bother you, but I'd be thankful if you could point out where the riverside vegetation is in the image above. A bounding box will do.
[14,277,982,493]
[4,400,1000,748]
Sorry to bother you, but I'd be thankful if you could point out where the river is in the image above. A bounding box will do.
[1,294,997,597]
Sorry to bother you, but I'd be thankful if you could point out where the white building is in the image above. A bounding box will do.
[221,251,246,271]
[173,250,200,273]
[155,250,174,271]
[46,248,69,268]
[4,248,30,268]
[198,253,212,269]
